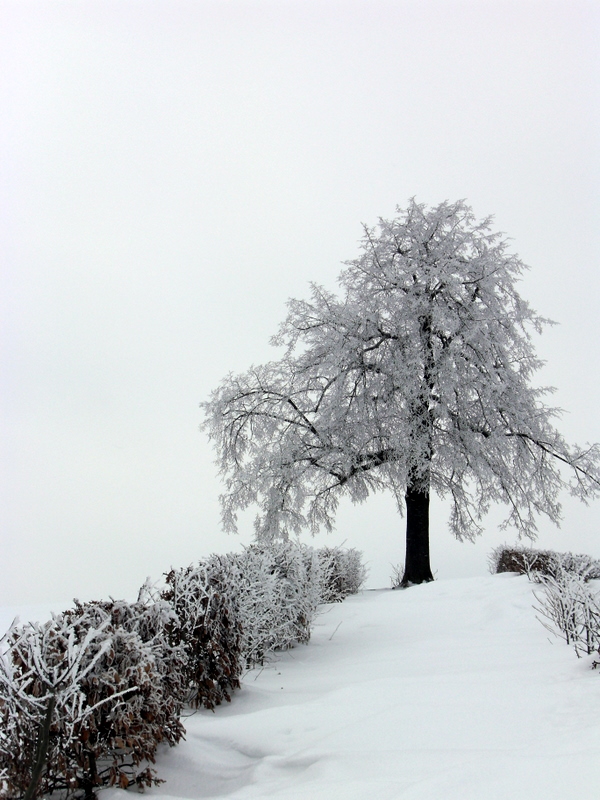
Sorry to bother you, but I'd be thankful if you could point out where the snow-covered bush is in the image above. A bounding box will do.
[533,569,600,658]
[0,602,184,799]
[198,542,324,667]
[489,545,600,582]
[0,541,367,799]
[161,564,242,709]
[389,563,405,590]
[490,545,600,665]
[318,546,367,602]
[168,543,368,671]
[67,595,188,708]
[186,551,273,668]
[253,542,323,652]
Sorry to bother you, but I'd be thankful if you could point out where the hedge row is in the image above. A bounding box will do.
[0,542,366,799]
[490,544,600,666]
[489,544,600,581]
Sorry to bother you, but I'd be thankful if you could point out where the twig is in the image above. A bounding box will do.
[329,621,343,641]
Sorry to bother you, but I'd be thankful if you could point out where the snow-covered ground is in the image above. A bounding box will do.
[4,574,600,799]
[104,574,600,799]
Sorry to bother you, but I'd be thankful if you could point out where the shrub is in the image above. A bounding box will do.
[489,545,600,581]
[389,563,404,590]
[0,541,366,798]
[255,542,323,651]
[0,602,184,800]
[161,564,242,709]
[491,545,600,665]
[68,595,188,707]
[197,543,325,667]
[318,546,367,602]
[533,569,600,658]
[189,551,276,668]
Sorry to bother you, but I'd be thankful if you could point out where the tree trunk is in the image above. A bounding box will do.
[401,484,434,586]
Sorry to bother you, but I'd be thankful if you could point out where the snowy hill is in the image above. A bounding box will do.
[87,573,599,799]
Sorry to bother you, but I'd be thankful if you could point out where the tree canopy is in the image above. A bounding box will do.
[202,200,600,584]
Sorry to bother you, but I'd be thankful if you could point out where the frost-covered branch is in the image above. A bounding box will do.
[202,199,600,582]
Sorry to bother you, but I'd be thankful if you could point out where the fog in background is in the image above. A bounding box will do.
[1,0,599,607]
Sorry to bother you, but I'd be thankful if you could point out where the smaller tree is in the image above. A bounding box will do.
[202,200,600,584]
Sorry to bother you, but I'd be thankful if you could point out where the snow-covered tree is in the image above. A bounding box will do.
[202,200,600,585]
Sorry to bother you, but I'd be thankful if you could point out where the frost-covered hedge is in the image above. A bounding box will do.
[221,542,323,666]
[167,542,367,669]
[0,602,184,799]
[533,568,600,659]
[160,563,242,708]
[490,545,600,668]
[0,542,366,797]
[318,546,368,603]
[489,544,600,581]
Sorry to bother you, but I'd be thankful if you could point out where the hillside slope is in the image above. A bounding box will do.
[95,574,600,799]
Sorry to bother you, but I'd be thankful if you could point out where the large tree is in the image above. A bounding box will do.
[202,200,600,585]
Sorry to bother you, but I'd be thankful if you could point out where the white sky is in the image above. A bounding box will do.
[1,0,599,606]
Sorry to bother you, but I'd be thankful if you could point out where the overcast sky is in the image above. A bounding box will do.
[1,0,599,607]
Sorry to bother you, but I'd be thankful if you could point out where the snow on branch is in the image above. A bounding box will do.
[0,602,184,799]
[489,544,600,666]
[0,538,366,799]
[202,199,600,546]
